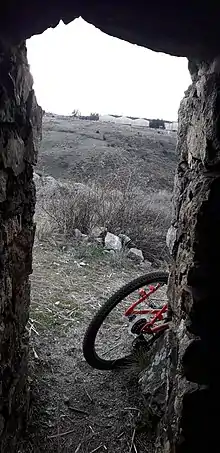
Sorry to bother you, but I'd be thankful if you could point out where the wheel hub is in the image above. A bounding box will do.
[129,317,147,334]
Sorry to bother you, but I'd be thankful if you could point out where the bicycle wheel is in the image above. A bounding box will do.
[83,271,169,370]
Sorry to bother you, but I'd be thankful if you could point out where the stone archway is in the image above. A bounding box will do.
[1,3,220,452]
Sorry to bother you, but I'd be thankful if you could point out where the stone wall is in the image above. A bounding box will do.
[152,58,220,452]
[1,37,219,453]
[0,41,42,451]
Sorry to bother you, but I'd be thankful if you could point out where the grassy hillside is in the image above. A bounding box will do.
[37,114,177,191]
[35,113,177,263]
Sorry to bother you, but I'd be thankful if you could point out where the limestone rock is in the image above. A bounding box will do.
[105,232,122,251]
[90,226,107,238]
[127,247,144,262]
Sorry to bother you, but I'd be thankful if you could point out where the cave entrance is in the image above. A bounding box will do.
[16,17,192,452]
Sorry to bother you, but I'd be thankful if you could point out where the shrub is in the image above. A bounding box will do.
[90,112,99,121]
[35,171,172,263]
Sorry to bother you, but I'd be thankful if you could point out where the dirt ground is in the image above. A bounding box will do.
[18,238,162,453]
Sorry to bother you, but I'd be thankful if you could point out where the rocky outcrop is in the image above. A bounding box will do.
[149,57,220,452]
[0,41,42,451]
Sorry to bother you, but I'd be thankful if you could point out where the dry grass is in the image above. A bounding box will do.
[30,237,141,334]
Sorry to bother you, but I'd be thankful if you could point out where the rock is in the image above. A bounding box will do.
[139,331,170,423]
[0,170,8,203]
[81,234,89,242]
[0,415,5,437]
[118,233,132,248]
[166,225,177,254]
[74,228,83,239]
[94,237,103,245]
[90,226,107,238]
[33,171,41,181]
[139,259,152,269]
[127,247,144,262]
[105,232,122,251]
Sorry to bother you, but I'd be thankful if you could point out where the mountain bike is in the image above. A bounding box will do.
[83,271,169,370]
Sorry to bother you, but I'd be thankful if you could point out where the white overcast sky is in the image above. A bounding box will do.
[26,17,191,121]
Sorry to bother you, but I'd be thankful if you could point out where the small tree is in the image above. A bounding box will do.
[90,112,99,121]
[72,109,81,118]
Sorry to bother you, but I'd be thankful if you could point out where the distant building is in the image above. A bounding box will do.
[165,121,178,131]
[149,119,165,129]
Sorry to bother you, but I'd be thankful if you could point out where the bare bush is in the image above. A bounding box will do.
[72,109,81,117]
[35,170,172,262]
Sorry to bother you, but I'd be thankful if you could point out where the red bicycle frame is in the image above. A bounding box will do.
[124,284,169,334]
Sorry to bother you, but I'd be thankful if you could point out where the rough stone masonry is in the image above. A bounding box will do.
[0,41,42,451]
[1,3,220,451]
[152,58,220,452]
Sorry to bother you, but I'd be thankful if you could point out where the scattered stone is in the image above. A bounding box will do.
[73,229,88,242]
[90,227,107,246]
[74,228,83,239]
[139,259,152,269]
[105,232,122,252]
[127,247,144,263]
[118,233,132,248]
[90,226,107,238]
[63,396,70,406]
[94,237,103,245]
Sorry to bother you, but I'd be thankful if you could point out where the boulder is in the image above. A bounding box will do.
[105,232,122,251]
[127,247,144,262]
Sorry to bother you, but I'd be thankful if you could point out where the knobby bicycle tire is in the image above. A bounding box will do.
[83,271,169,370]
